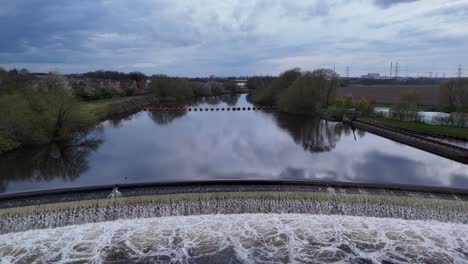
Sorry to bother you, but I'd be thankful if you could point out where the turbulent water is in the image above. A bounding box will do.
[1,214,468,264]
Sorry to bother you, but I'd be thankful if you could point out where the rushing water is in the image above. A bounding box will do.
[1,214,468,263]
[1,94,467,194]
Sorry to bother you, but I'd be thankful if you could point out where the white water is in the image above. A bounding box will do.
[1,214,467,263]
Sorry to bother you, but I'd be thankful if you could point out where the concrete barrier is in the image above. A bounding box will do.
[351,120,468,164]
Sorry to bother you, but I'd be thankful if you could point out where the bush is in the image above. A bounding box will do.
[335,97,346,109]
[356,98,370,112]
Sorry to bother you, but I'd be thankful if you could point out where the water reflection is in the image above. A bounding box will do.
[108,113,138,128]
[0,94,467,194]
[0,133,102,192]
[273,113,352,153]
[220,94,240,106]
[148,110,186,125]
[188,94,240,106]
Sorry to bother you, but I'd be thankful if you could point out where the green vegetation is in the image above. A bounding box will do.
[250,68,301,105]
[334,96,373,112]
[249,68,340,115]
[80,97,142,117]
[0,67,247,154]
[148,75,246,100]
[149,75,195,100]
[0,70,95,154]
[0,89,93,153]
[366,117,468,138]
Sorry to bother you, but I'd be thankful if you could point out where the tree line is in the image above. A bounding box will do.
[249,68,340,115]
[148,75,246,100]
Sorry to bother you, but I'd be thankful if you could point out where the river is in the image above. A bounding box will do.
[1,94,467,194]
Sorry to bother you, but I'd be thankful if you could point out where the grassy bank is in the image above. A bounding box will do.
[80,96,147,118]
[365,117,468,138]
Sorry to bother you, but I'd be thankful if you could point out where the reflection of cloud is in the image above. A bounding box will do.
[449,174,468,188]
[4,95,468,193]
[351,150,438,186]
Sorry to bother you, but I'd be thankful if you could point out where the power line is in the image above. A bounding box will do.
[390,62,393,78]
[395,62,399,78]
[346,66,350,78]
[458,64,463,79]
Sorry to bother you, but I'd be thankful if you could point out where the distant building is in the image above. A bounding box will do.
[361,73,380,79]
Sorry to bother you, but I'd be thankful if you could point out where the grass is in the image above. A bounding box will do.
[365,116,468,138]
[80,96,145,117]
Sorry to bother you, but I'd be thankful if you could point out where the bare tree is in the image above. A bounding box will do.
[310,69,340,108]
[440,80,468,112]
[43,71,72,93]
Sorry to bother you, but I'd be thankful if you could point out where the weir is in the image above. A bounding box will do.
[1,181,468,234]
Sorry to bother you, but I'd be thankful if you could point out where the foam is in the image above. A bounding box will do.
[2,190,468,234]
[1,214,467,263]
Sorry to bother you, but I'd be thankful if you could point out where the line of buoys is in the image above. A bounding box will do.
[144,106,278,112]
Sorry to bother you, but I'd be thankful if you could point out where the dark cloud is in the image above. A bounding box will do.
[0,0,201,66]
[373,0,419,9]
[0,0,466,76]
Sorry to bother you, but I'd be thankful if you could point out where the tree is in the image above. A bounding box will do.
[277,72,321,114]
[310,69,340,108]
[149,75,194,100]
[43,71,72,93]
[440,80,468,112]
[0,72,92,146]
[192,83,212,96]
[250,68,301,105]
[128,72,146,82]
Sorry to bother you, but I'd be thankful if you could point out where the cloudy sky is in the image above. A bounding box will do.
[1,0,467,77]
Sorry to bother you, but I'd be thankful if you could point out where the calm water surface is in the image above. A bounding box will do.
[1,95,467,194]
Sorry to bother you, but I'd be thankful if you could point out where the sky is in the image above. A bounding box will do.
[0,0,467,77]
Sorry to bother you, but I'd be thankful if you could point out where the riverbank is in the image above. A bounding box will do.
[0,93,248,155]
[0,96,148,155]
[365,116,468,139]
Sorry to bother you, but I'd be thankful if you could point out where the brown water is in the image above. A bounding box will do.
[1,94,467,194]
